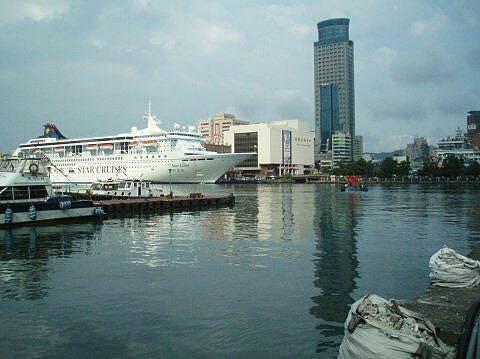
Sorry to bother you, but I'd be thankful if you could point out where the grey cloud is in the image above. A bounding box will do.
[391,48,455,85]
[0,1,479,153]
[234,90,312,123]
[432,90,477,117]
[272,90,313,121]
[368,92,426,122]
[466,47,480,70]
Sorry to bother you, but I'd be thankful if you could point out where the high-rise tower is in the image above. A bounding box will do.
[314,18,355,156]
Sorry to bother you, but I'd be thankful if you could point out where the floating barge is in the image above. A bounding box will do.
[95,194,235,217]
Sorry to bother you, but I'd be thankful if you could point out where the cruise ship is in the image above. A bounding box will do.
[13,103,253,184]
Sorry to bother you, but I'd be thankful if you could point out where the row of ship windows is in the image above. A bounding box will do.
[65,167,188,172]
[56,157,215,165]
[55,154,191,162]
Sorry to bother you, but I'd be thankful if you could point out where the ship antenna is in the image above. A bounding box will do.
[145,98,160,130]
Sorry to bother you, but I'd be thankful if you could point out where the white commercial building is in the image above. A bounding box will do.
[224,120,314,176]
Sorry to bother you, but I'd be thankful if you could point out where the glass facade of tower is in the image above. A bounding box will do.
[317,18,350,45]
[314,18,355,158]
[319,84,340,151]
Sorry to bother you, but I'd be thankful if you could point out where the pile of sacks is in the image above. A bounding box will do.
[339,247,479,357]
[429,246,480,288]
[338,294,454,358]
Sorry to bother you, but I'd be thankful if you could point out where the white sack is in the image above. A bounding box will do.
[429,247,480,288]
[338,294,454,359]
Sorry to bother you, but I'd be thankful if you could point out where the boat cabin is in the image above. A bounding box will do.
[90,179,162,198]
[0,157,52,203]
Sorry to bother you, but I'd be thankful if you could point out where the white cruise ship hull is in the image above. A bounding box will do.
[49,152,252,185]
[14,103,254,185]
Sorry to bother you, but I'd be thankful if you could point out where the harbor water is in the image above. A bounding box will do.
[1,183,479,357]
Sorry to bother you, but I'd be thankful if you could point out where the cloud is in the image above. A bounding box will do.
[466,47,480,70]
[87,37,105,49]
[234,89,312,122]
[149,33,177,51]
[432,90,477,117]
[132,0,152,10]
[264,4,313,38]
[271,90,312,120]
[0,1,478,153]
[410,14,449,36]
[370,91,426,122]
[0,0,70,25]
[201,24,244,53]
[391,48,455,86]
[375,47,397,66]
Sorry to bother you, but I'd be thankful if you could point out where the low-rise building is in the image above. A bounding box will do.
[317,151,333,170]
[197,113,249,145]
[224,120,314,176]
[332,132,351,166]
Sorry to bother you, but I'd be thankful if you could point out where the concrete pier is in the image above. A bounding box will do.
[95,194,235,218]
[401,245,480,349]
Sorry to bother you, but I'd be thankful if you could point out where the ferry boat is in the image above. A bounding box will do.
[13,102,253,185]
[90,179,163,200]
[0,157,104,228]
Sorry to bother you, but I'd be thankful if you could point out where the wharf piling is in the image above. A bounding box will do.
[95,194,235,218]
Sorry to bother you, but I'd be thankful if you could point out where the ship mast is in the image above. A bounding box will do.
[145,99,158,130]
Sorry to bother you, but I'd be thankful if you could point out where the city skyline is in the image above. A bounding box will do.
[0,1,479,153]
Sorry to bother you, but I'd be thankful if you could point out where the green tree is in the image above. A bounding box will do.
[378,157,397,178]
[332,160,352,176]
[395,160,410,178]
[418,161,438,178]
[351,158,375,176]
[441,155,464,177]
[465,160,480,177]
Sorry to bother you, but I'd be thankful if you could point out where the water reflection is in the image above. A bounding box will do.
[0,224,101,300]
[310,186,361,354]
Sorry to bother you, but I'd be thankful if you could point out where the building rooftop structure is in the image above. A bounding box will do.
[437,128,468,151]
[198,113,249,146]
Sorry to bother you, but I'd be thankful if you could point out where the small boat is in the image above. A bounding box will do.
[0,157,104,228]
[341,175,368,192]
[90,179,163,200]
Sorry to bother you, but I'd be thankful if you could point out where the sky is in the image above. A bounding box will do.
[0,0,479,153]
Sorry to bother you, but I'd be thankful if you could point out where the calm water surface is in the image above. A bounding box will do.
[1,184,479,358]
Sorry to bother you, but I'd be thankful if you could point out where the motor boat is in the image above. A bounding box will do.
[90,179,163,200]
[0,157,104,228]
[341,175,368,192]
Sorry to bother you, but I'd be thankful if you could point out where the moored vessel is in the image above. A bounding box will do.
[90,179,163,200]
[0,157,104,228]
[341,175,368,192]
[13,102,254,185]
